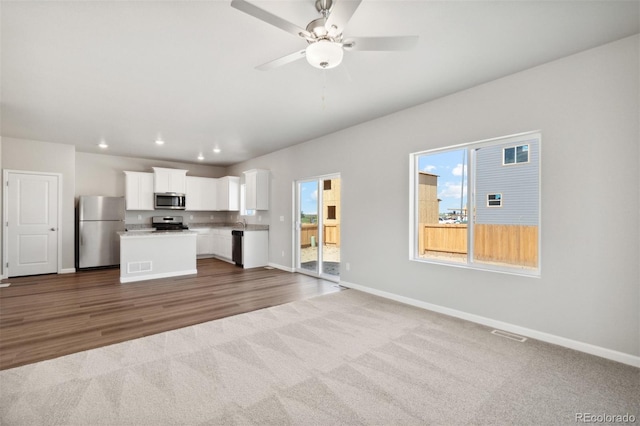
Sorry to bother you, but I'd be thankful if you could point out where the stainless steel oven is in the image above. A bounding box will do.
[154,193,186,210]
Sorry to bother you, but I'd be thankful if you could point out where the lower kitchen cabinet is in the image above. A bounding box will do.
[194,227,233,261]
[193,228,214,256]
[212,228,233,260]
[242,230,269,268]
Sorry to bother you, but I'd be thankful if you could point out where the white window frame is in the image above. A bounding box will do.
[487,193,503,207]
[409,131,541,277]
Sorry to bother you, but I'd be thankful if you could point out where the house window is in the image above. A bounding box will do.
[324,180,332,190]
[487,193,502,207]
[503,144,529,165]
[411,132,540,275]
[327,205,336,220]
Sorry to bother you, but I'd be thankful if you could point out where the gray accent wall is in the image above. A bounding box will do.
[228,35,639,358]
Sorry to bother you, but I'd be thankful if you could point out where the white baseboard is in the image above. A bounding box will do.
[60,268,76,274]
[120,269,198,284]
[268,262,294,273]
[340,280,640,368]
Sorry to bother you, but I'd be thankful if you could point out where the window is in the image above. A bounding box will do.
[504,144,529,165]
[324,180,332,190]
[327,205,336,220]
[411,132,540,275]
[487,193,502,207]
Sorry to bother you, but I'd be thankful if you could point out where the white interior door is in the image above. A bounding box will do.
[5,171,60,277]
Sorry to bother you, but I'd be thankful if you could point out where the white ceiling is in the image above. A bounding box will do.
[2,1,638,166]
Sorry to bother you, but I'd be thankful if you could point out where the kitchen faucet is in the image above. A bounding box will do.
[235,218,247,229]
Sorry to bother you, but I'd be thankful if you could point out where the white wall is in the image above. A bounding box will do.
[228,35,640,359]
[2,137,77,272]
[0,136,3,277]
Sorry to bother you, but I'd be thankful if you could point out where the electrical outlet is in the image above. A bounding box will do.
[281,250,285,257]
[190,215,194,220]
[346,262,351,271]
[280,216,284,222]
[137,214,142,220]
[210,215,214,219]
[258,215,262,222]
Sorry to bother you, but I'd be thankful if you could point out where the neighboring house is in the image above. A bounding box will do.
[418,172,439,225]
[323,178,341,246]
[474,138,540,267]
[474,138,539,226]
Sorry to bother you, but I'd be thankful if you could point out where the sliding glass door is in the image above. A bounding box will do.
[295,174,341,281]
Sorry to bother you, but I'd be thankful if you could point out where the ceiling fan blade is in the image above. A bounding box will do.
[231,0,311,39]
[343,36,419,51]
[325,0,362,35]
[256,49,307,71]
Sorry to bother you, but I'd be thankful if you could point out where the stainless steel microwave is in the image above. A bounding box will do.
[154,193,186,210]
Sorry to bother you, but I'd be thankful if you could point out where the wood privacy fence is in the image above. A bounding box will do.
[473,224,538,267]
[300,224,317,247]
[420,224,467,254]
[420,223,538,267]
[300,224,341,247]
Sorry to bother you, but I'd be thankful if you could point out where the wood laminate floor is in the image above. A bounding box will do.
[0,259,341,371]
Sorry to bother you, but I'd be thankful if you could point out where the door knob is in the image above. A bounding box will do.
[50,228,56,231]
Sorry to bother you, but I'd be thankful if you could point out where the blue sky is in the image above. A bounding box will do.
[300,181,318,215]
[418,149,468,215]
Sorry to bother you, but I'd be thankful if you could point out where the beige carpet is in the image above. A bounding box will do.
[1,290,638,425]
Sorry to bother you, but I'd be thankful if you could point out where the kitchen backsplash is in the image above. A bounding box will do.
[124,210,229,226]
[124,211,266,227]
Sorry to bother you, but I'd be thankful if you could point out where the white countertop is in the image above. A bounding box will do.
[119,230,197,238]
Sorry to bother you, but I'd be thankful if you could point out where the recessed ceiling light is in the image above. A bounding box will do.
[155,138,164,145]
[213,147,221,154]
[98,141,108,149]
[197,153,204,161]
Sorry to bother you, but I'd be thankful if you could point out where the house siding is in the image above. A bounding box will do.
[474,137,539,226]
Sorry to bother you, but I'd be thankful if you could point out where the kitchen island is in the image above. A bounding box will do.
[119,230,197,283]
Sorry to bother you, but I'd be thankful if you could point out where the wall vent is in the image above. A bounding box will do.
[127,261,153,274]
[491,329,527,342]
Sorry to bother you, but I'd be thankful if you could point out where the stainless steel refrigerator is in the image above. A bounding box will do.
[77,196,125,269]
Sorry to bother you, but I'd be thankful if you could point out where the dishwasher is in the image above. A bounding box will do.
[232,230,243,267]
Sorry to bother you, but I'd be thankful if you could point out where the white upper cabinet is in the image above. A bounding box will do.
[124,171,154,211]
[244,169,269,210]
[217,176,240,211]
[186,176,217,211]
[153,167,187,194]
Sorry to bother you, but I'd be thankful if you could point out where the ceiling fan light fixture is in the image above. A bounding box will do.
[306,40,343,69]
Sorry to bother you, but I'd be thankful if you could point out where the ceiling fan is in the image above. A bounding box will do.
[230,0,418,70]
